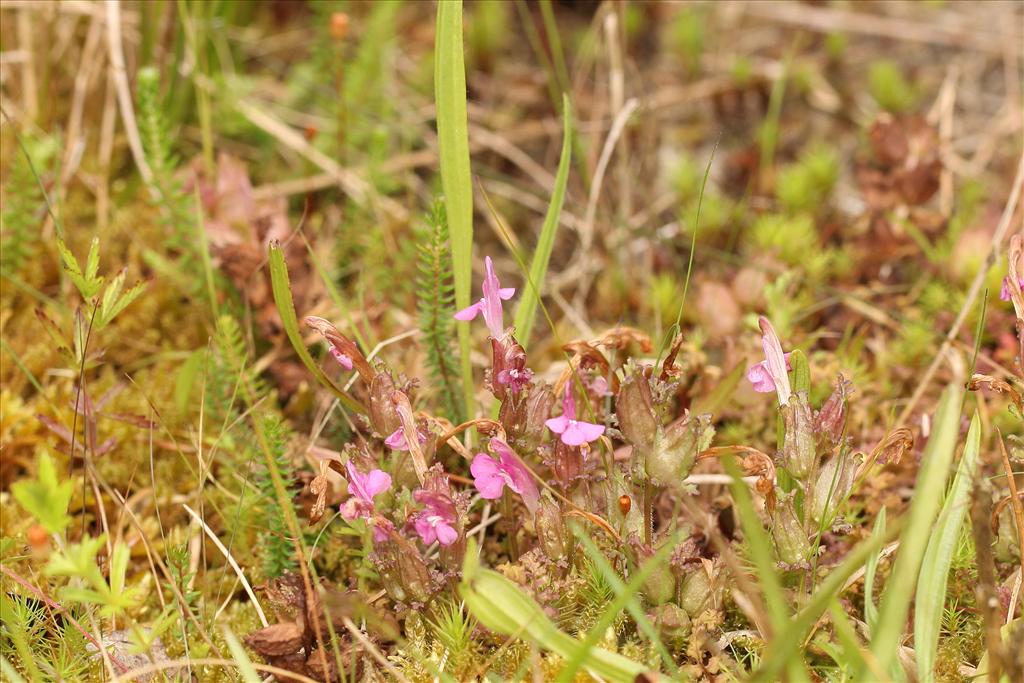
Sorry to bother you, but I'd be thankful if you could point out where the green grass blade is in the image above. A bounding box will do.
[827,599,872,676]
[267,243,364,414]
[864,506,886,636]
[562,528,679,680]
[867,383,963,678]
[513,95,572,347]
[914,411,982,682]
[222,627,261,683]
[459,539,646,682]
[750,522,897,683]
[435,0,476,419]
[723,456,790,628]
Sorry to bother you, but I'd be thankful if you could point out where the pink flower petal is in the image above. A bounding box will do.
[1000,277,1024,302]
[363,470,392,498]
[498,287,516,300]
[339,498,360,521]
[413,517,436,545]
[491,441,539,512]
[545,415,570,434]
[470,454,507,499]
[435,522,458,546]
[746,361,776,393]
[574,421,605,443]
[371,518,393,543]
[481,256,505,338]
[329,346,353,370]
[560,386,577,420]
[454,302,482,321]
[384,428,407,450]
[758,316,792,406]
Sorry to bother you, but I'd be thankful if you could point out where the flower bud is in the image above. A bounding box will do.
[810,450,859,525]
[782,392,816,479]
[652,603,691,649]
[770,495,812,568]
[369,372,401,437]
[816,376,852,446]
[645,413,714,486]
[616,369,658,451]
[372,532,433,605]
[535,498,571,561]
[643,558,677,606]
[490,336,532,401]
[677,559,718,616]
[501,382,554,453]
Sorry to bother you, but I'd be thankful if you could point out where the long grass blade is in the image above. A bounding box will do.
[915,412,982,682]
[750,521,898,683]
[459,539,646,682]
[435,0,476,418]
[222,627,261,683]
[562,528,679,680]
[513,94,572,347]
[267,243,364,414]
[863,506,886,636]
[867,383,963,678]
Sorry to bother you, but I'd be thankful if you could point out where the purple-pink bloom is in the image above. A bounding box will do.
[545,386,605,447]
[748,316,793,406]
[590,376,611,397]
[340,461,391,541]
[999,276,1024,302]
[470,439,539,513]
[384,427,427,451]
[329,345,353,370]
[453,256,515,338]
[411,490,459,547]
[746,353,793,393]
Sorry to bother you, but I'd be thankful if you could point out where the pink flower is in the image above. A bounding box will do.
[493,338,532,394]
[747,316,792,406]
[747,353,793,393]
[453,256,515,338]
[590,376,611,397]
[545,386,605,447]
[384,427,427,451]
[329,345,353,370]
[999,276,1024,302]
[340,461,392,541]
[470,439,539,513]
[411,490,459,547]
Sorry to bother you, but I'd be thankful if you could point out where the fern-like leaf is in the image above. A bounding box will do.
[136,66,204,295]
[255,414,296,579]
[416,201,463,423]
[1,133,57,274]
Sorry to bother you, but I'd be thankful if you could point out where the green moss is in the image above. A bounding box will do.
[868,60,917,113]
[776,145,840,214]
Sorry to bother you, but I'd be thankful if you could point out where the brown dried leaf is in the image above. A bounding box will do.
[967,374,1023,413]
[244,622,304,657]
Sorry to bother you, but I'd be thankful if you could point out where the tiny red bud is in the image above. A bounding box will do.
[329,12,349,40]
[618,495,632,515]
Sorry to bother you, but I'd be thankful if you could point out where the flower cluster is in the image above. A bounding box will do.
[304,253,882,615]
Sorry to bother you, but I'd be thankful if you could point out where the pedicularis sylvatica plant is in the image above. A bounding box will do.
[290,248,920,628]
